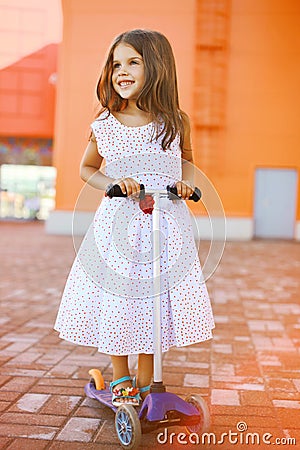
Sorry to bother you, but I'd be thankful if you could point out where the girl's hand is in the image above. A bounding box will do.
[175,180,195,200]
[113,177,141,198]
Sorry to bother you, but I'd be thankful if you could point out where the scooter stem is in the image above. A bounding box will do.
[152,191,164,387]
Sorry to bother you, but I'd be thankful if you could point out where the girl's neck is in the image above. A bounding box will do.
[114,102,152,127]
[124,100,146,115]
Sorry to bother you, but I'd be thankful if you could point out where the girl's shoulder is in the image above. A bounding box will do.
[91,109,111,130]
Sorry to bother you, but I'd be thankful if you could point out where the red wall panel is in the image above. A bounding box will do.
[0,43,58,138]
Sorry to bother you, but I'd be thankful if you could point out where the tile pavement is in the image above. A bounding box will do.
[0,222,300,449]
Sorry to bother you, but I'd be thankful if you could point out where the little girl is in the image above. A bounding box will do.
[55,29,214,407]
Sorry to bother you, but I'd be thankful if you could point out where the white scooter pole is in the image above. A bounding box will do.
[151,191,165,392]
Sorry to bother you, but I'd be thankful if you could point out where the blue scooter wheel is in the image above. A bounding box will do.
[115,404,142,449]
[185,394,210,434]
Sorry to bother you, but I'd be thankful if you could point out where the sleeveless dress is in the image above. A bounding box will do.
[54,112,215,355]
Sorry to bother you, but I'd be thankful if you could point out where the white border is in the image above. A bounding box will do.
[46,210,257,240]
[45,210,94,235]
[193,216,253,241]
[295,221,300,241]
[46,212,300,241]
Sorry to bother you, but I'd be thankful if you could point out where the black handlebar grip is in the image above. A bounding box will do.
[105,184,126,198]
[167,185,201,202]
[105,183,145,198]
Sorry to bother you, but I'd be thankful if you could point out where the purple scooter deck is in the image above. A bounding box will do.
[84,381,118,413]
[85,381,200,423]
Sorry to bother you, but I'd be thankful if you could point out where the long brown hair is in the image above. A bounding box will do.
[96,29,184,149]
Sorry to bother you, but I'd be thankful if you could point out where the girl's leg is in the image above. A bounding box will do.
[137,353,153,399]
[111,355,131,387]
[111,355,140,405]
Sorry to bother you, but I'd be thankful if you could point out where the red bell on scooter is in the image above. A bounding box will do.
[139,194,154,214]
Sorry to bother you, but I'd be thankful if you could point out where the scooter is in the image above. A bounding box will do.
[84,184,210,449]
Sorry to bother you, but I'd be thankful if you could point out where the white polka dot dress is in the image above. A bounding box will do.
[54,112,215,355]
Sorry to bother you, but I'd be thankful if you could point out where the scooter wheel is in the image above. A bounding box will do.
[185,394,210,434]
[115,404,142,449]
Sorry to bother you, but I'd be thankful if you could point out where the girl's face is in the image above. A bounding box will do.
[112,43,145,102]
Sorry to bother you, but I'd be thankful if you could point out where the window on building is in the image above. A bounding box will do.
[0,164,56,220]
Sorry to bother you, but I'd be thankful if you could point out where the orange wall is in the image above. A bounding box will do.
[216,0,300,219]
[0,0,61,139]
[0,44,57,138]
[54,0,197,211]
[53,0,300,221]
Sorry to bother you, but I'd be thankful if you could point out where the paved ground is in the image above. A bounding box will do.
[0,222,300,449]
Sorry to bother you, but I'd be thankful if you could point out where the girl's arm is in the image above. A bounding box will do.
[80,133,141,196]
[80,136,114,190]
[176,112,195,199]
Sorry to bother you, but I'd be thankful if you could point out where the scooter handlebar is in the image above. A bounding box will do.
[105,183,201,202]
[167,185,201,202]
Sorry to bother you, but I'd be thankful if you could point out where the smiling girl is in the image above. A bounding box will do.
[54,29,214,407]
